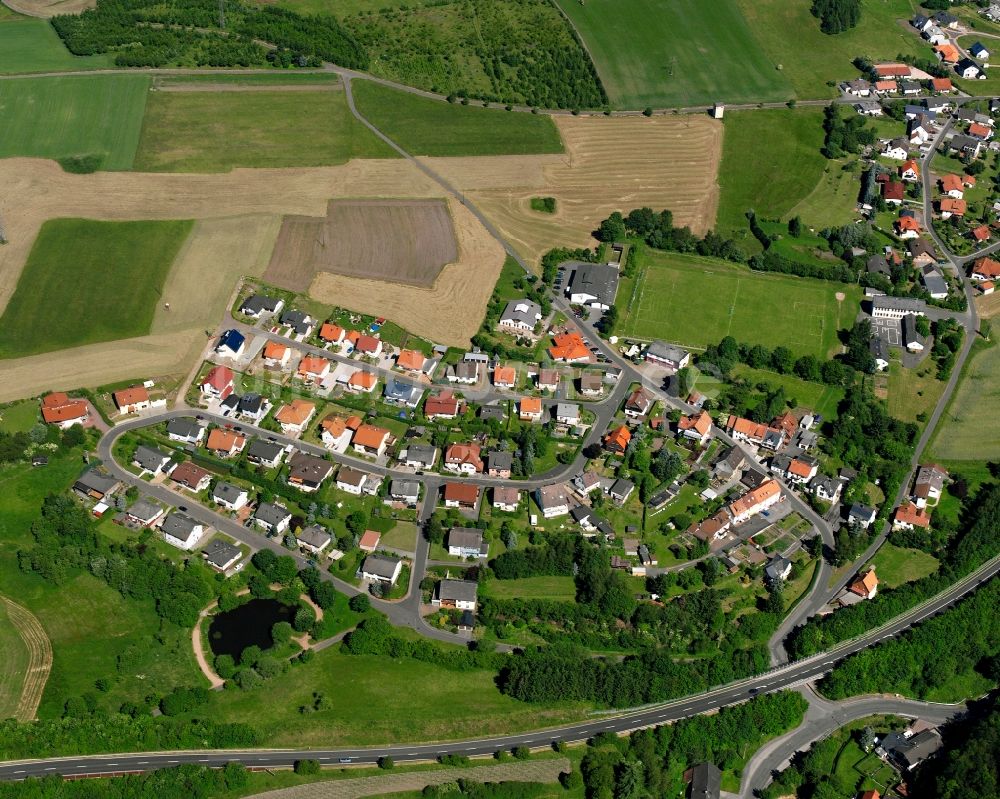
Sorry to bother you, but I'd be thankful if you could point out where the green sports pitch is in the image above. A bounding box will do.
[620,251,860,358]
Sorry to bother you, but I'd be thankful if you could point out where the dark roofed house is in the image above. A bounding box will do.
[166,418,203,444]
[288,451,333,492]
[487,450,514,478]
[447,527,488,558]
[280,309,314,337]
[239,294,283,318]
[360,553,402,585]
[132,445,172,476]
[202,539,243,573]
[254,501,292,533]
[565,262,620,309]
[296,524,332,554]
[686,763,721,799]
[246,439,286,468]
[878,728,943,770]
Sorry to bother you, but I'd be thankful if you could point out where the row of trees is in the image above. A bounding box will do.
[595,208,747,265]
[0,763,252,798]
[701,334,860,387]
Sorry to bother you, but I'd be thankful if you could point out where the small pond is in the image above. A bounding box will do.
[208,598,295,659]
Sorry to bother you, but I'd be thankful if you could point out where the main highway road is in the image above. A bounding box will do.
[1,551,995,780]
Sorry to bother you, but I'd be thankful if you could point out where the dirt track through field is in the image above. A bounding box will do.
[0,596,52,721]
[246,758,569,799]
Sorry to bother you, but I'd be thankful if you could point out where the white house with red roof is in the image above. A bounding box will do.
[201,366,235,400]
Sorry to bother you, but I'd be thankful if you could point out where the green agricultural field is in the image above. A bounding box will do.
[868,542,938,589]
[193,646,591,746]
[133,87,397,172]
[352,81,564,156]
[716,108,827,235]
[736,0,928,100]
[553,0,791,108]
[620,250,860,358]
[0,219,192,359]
[483,576,577,601]
[0,453,204,718]
[0,18,114,74]
[730,364,845,419]
[887,361,946,426]
[930,339,1000,460]
[0,75,148,170]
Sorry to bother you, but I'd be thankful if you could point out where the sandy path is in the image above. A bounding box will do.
[245,758,569,799]
[0,596,52,721]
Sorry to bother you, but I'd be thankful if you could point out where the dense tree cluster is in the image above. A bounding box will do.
[342,616,502,671]
[811,0,861,34]
[595,208,747,264]
[910,697,1000,799]
[790,482,1000,657]
[490,534,575,579]
[700,335,857,388]
[819,578,1000,699]
[821,103,876,158]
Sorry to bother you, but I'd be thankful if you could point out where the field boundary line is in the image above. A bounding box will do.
[0,595,51,721]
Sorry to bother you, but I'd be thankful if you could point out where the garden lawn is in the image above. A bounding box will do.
[887,361,946,426]
[133,88,397,172]
[552,0,791,108]
[620,250,860,358]
[483,575,577,601]
[0,400,41,434]
[0,18,114,74]
[867,542,938,589]
[194,647,592,746]
[380,522,418,552]
[0,75,148,169]
[352,81,564,156]
[736,0,928,100]
[930,339,1000,460]
[0,453,204,719]
[716,107,827,235]
[0,218,193,359]
[730,364,845,419]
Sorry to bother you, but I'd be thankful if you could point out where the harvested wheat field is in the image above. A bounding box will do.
[309,198,505,346]
[976,292,1000,320]
[2,0,92,15]
[425,114,722,266]
[266,199,458,291]
[0,596,52,721]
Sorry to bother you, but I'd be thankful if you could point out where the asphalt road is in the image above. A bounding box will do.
[1,551,995,780]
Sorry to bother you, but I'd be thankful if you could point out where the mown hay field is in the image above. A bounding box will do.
[134,85,397,172]
[0,75,148,169]
[931,340,1000,461]
[0,16,111,73]
[620,249,859,358]
[267,199,458,291]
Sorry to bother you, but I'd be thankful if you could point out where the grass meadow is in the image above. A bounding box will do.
[0,219,192,359]
[352,81,564,156]
[730,364,845,419]
[134,87,398,172]
[868,542,938,589]
[0,75,149,169]
[482,576,578,601]
[735,0,927,99]
[620,250,860,358]
[715,108,827,235]
[887,360,947,426]
[554,0,791,109]
[930,339,1000,461]
[0,18,114,74]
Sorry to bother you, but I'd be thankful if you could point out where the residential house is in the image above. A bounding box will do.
[931,77,953,93]
[498,299,542,333]
[882,181,905,205]
[900,79,921,96]
[170,461,212,492]
[215,329,246,359]
[202,539,243,573]
[347,371,378,393]
[262,340,291,368]
[319,416,352,451]
[206,428,245,458]
[939,197,967,219]
[132,445,172,476]
[358,529,381,553]
[487,450,513,479]
[902,314,925,353]
[493,364,517,389]
[297,355,331,384]
[73,469,120,501]
[389,479,420,506]
[921,266,949,299]
[572,470,602,496]
[609,478,634,504]
[555,402,580,426]
[246,439,286,468]
[536,484,570,518]
[728,480,782,524]
[913,463,947,507]
[493,486,520,512]
[970,224,990,243]
[383,378,423,408]
[685,763,722,799]
[353,423,392,458]
[624,387,654,419]
[604,424,631,454]
[893,501,931,530]
[980,280,996,295]
[433,579,478,610]
[444,442,484,475]
[254,502,292,534]
[849,569,879,600]
[275,399,316,434]
[537,368,560,392]
[448,527,488,558]
[895,214,921,239]
[40,393,89,428]
[785,455,819,485]
[424,390,463,420]
[812,475,842,503]
[287,451,333,492]
[971,42,991,61]
[882,138,910,160]
[956,58,984,79]
[935,43,960,64]
[443,482,480,510]
[579,372,604,396]
[949,133,982,159]
[354,334,383,358]
[360,554,402,585]
[939,173,965,198]
[849,503,877,529]
[160,513,205,551]
[166,418,204,445]
[874,79,897,95]
[645,341,690,370]
[725,415,770,446]
[212,482,249,511]
[855,101,883,116]
[280,309,314,338]
[565,261,619,309]
[971,257,1000,281]
[678,410,713,445]
[713,446,746,482]
[548,331,592,363]
[765,556,792,584]
[842,78,871,96]
[113,386,150,414]
[318,322,345,345]
[878,729,943,771]
[447,361,480,385]
[239,294,283,319]
[201,365,235,400]
[401,443,437,471]
[906,238,936,268]
[688,510,732,543]
[519,396,544,422]
[296,525,332,555]
[899,160,920,182]
[396,348,429,374]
